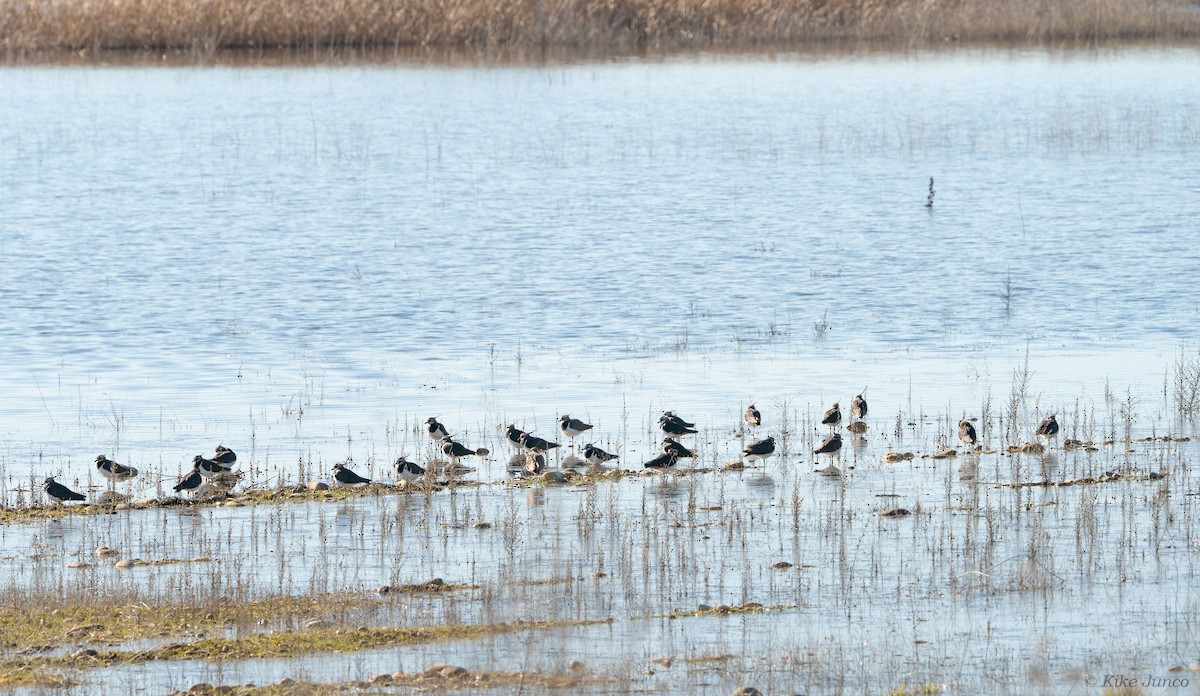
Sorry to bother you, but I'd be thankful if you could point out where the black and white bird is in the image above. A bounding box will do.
[661,438,695,459]
[518,432,560,452]
[559,415,593,441]
[193,455,231,479]
[643,451,679,469]
[744,404,762,429]
[95,455,138,482]
[173,467,204,494]
[504,424,528,449]
[582,444,618,466]
[1036,414,1060,439]
[659,411,698,436]
[44,476,86,504]
[958,419,978,447]
[211,445,237,465]
[441,438,487,463]
[426,417,450,442]
[743,435,776,463]
[333,463,372,486]
[814,433,843,457]
[395,456,425,482]
[821,403,842,427]
[850,394,868,420]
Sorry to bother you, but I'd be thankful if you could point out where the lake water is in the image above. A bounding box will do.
[1,45,1199,694]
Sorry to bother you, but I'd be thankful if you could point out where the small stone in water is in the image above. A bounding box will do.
[651,657,673,667]
[307,481,330,491]
[732,687,763,696]
[114,559,138,569]
[95,546,119,557]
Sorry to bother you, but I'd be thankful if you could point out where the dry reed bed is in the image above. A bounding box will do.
[0,0,1197,54]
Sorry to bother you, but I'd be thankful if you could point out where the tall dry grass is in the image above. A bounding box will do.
[1,0,1197,54]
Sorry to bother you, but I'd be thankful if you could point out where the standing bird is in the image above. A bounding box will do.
[814,433,843,457]
[518,432,560,452]
[643,451,679,469]
[332,463,372,486]
[211,445,237,465]
[193,455,230,479]
[44,476,86,504]
[173,467,204,494]
[743,435,776,463]
[95,455,139,482]
[582,444,618,466]
[559,415,594,442]
[660,412,698,436]
[850,394,868,420]
[504,425,528,449]
[661,438,695,459]
[426,417,450,442]
[744,404,762,429]
[394,456,425,482]
[441,438,488,464]
[821,403,842,427]
[1036,414,1060,439]
[958,419,978,448]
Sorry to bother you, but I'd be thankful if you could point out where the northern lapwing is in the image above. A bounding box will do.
[958,419,978,447]
[743,435,776,463]
[850,394,868,419]
[333,463,371,486]
[1036,415,1059,439]
[659,411,698,436]
[504,424,528,449]
[193,455,230,479]
[426,417,450,442]
[821,403,842,427]
[643,451,679,469]
[211,445,237,465]
[395,456,425,482]
[559,415,593,442]
[441,438,487,464]
[744,404,762,429]
[173,467,204,494]
[814,432,842,457]
[661,438,695,459]
[95,455,138,482]
[518,432,560,452]
[583,444,618,466]
[44,476,86,504]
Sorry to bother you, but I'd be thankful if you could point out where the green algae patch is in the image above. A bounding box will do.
[176,667,616,694]
[661,602,794,619]
[0,665,78,688]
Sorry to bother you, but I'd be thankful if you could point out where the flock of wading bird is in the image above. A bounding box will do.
[39,394,1064,505]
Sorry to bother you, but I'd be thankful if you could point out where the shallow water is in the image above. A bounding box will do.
[1,45,1199,694]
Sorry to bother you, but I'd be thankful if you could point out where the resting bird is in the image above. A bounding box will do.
[582,444,618,466]
[743,435,776,463]
[559,415,594,440]
[821,403,842,427]
[395,456,425,482]
[333,463,371,486]
[193,455,230,479]
[661,438,695,459]
[1036,415,1059,439]
[173,467,204,494]
[44,476,86,504]
[850,394,868,419]
[441,438,487,463]
[524,450,547,475]
[426,417,450,442]
[814,433,842,457]
[744,404,762,428]
[660,411,698,436]
[643,451,679,469]
[211,445,237,465]
[95,455,138,482]
[518,432,560,452]
[958,419,978,447]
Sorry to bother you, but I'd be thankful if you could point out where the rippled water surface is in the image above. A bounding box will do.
[1,45,1199,694]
